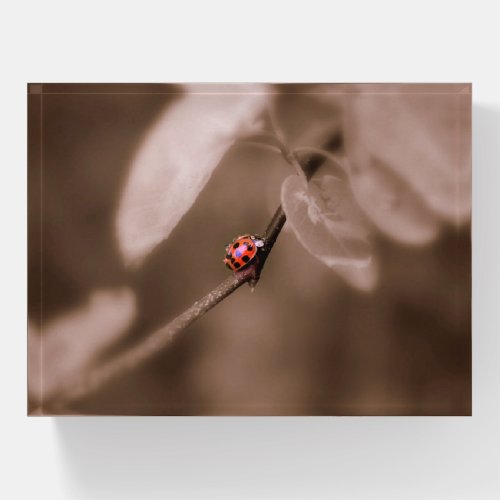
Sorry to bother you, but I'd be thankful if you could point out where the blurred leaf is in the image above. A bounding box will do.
[348,152,441,245]
[116,84,269,265]
[288,144,435,282]
[28,287,136,404]
[345,91,471,225]
[332,258,379,292]
[281,173,377,291]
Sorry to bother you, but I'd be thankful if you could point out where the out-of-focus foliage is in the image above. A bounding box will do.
[114,85,471,289]
[281,172,377,291]
[275,87,471,288]
[28,288,136,404]
[348,154,440,245]
[345,90,472,226]
[116,84,269,265]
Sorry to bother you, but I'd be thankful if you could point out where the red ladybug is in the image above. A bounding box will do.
[223,234,265,271]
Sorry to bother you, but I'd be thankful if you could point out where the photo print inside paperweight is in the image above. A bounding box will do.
[28,83,471,415]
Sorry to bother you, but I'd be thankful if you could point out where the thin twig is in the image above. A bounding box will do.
[42,275,247,413]
[40,132,341,413]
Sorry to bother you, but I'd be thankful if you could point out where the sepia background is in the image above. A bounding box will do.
[28,83,471,415]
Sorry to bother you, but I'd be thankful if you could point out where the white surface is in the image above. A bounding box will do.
[1,0,499,498]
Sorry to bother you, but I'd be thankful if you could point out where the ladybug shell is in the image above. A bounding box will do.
[224,235,259,271]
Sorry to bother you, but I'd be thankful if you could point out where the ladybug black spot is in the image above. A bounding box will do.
[233,242,240,249]
[242,255,250,263]
[234,262,241,269]
[247,245,253,251]
[226,254,232,259]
